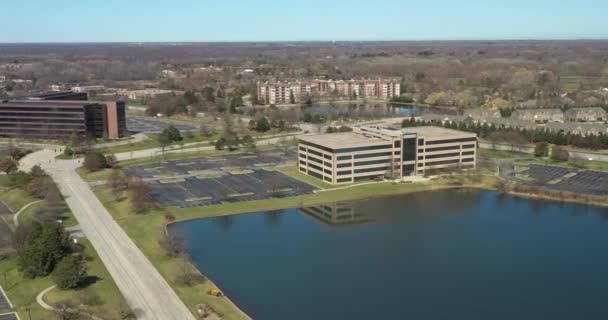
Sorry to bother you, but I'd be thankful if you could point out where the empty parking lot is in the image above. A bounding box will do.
[0,313,17,320]
[123,147,316,207]
[511,163,608,196]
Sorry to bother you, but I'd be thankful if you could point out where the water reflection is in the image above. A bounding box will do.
[300,202,374,227]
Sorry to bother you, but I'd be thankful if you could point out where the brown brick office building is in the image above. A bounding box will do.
[0,93,126,140]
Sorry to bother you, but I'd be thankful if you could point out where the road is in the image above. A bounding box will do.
[114,132,301,161]
[19,149,196,320]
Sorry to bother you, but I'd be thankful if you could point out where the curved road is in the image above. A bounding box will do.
[20,149,195,320]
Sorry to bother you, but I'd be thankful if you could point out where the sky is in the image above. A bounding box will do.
[1,0,607,42]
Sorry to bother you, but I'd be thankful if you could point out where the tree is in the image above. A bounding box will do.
[128,177,156,214]
[255,117,271,132]
[83,152,107,172]
[241,135,256,151]
[534,142,549,157]
[105,154,118,168]
[214,137,226,150]
[69,129,82,147]
[157,132,171,153]
[200,124,214,138]
[52,256,87,290]
[18,222,69,278]
[162,125,183,142]
[108,170,127,200]
[551,145,570,161]
[0,157,18,174]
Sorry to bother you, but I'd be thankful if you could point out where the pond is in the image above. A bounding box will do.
[170,190,608,320]
[241,102,459,120]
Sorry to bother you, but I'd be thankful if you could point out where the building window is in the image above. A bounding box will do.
[354,152,393,159]
[462,151,475,156]
[335,144,392,154]
[402,138,416,162]
[418,156,424,160]
[337,178,352,183]
[462,157,475,163]
[337,170,352,176]
[337,163,352,168]
[337,155,352,161]
[354,166,390,174]
[418,139,424,145]
[426,137,476,145]
[354,159,390,167]
[426,152,460,159]
[425,145,462,153]
[324,154,332,160]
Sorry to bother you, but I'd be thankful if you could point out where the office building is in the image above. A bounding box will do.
[298,126,477,184]
[0,92,126,140]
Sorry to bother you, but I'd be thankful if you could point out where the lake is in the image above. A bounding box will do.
[170,190,608,320]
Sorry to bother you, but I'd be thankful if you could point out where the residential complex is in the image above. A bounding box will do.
[298,126,476,184]
[0,92,126,140]
[511,109,564,123]
[257,79,400,104]
[564,107,607,122]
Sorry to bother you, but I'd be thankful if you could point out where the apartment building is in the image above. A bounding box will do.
[257,79,400,104]
[564,107,607,122]
[511,109,564,123]
[298,126,477,184]
[0,91,126,140]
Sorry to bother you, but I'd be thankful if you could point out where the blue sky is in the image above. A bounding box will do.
[1,0,606,42]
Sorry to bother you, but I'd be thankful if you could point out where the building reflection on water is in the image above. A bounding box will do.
[300,202,374,227]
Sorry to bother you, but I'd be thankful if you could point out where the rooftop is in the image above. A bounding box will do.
[299,132,389,149]
[401,126,476,138]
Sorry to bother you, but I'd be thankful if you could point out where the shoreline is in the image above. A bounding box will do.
[162,181,607,318]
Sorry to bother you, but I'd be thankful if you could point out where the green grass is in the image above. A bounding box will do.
[45,239,131,319]
[275,166,339,189]
[0,250,55,319]
[76,168,122,182]
[560,75,580,92]
[477,148,530,160]
[0,188,35,213]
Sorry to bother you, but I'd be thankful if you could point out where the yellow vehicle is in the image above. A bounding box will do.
[207,287,223,297]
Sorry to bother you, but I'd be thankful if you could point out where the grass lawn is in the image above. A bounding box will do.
[0,188,35,213]
[76,168,122,182]
[0,210,128,320]
[477,148,530,160]
[45,239,131,319]
[99,132,218,155]
[275,165,340,189]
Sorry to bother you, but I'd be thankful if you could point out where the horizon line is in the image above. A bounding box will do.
[1,38,608,45]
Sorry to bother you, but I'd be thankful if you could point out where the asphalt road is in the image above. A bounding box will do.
[19,150,195,320]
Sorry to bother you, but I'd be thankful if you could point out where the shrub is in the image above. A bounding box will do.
[534,142,549,157]
[52,256,87,290]
[83,152,108,172]
[550,146,569,161]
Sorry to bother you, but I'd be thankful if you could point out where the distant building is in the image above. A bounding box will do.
[71,85,106,93]
[511,109,564,124]
[298,126,476,184]
[116,89,184,100]
[257,79,400,105]
[564,107,607,122]
[546,122,608,136]
[0,91,126,140]
[464,109,501,122]
[15,91,88,101]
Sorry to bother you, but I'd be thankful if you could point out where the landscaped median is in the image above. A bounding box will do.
[0,170,131,320]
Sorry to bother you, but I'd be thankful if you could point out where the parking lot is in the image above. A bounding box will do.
[0,313,17,320]
[0,288,12,311]
[126,116,199,134]
[123,147,316,207]
[516,164,608,196]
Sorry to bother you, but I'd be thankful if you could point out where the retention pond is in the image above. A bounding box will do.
[170,190,608,320]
